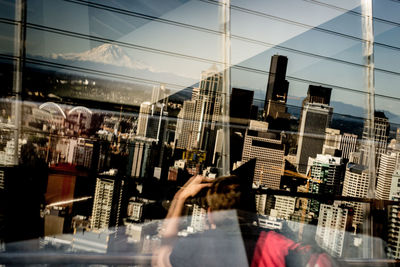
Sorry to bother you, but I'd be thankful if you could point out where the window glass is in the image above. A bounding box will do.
[2,0,400,266]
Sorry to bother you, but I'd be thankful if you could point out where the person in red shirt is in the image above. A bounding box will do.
[153,175,335,267]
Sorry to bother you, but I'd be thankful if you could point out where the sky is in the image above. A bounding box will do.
[1,0,400,120]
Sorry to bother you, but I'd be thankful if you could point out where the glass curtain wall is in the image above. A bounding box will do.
[1,0,400,265]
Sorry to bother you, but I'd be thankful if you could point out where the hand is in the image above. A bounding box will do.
[176,175,213,200]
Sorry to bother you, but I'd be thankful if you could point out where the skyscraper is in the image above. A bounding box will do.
[390,169,400,198]
[190,204,207,232]
[72,138,94,169]
[342,163,370,226]
[91,172,125,230]
[230,88,254,127]
[272,196,296,219]
[175,100,196,149]
[316,203,353,257]
[307,154,344,214]
[387,194,400,259]
[127,137,157,178]
[241,121,285,189]
[387,170,400,259]
[360,111,390,169]
[151,84,169,105]
[340,133,358,160]
[376,152,400,200]
[137,102,151,137]
[137,102,167,143]
[264,55,289,113]
[190,65,222,153]
[322,128,342,156]
[296,102,333,174]
[302,85,332,106]
[229,88,254,169]
[263,55,291,130]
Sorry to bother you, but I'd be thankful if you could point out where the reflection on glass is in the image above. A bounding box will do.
[2,0,400,266]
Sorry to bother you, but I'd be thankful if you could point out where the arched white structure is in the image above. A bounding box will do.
[68,106,93,115]
[39,102,66,118]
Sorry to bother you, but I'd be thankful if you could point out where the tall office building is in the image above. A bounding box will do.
[272,196,296,219]
[322,128,342,156]
[137,102,167,143]
[302,85,332,106]
[340,133,358,160]
[72,138,94,169]
[137,102,152,137]
[127,137,157,178]
[360,111,390,169]
[296,102,333,174]
[190,204,207,232]
[190,65,222,153]
[151,84,169,105]
[309,154,344,194]
[316,203,353,257]
[229,88,255,169]
[387,168,400,259]
[376,152,400,200]
[264,55,289,113]
[91,172,125,230]
[307,154,344,214]
[263,55,291,130]
[255,194,267,215]
[387,170,400,259]
[342,163,370,226]
[175,100,196,149]
[242,122,285,189]
[230,88,254,126]
[390,170,400,199]
[387,194,400,259]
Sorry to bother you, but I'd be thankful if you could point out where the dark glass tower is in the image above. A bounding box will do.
[264,55,289,113]
[302,85,332,107]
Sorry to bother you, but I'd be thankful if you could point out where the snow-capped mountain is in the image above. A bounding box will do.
[50,43,152,71]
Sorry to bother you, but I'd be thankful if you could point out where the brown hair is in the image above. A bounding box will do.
[206,175,255,213]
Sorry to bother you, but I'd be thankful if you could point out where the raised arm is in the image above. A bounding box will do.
[153,175,212,267]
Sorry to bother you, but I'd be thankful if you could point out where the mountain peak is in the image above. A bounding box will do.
[52,44,150,70]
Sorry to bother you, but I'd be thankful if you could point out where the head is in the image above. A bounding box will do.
[205,175,256,227]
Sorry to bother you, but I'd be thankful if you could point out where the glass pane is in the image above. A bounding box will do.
[3,0,400,266]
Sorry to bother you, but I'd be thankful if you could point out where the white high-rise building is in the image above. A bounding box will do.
[316,203,353,257]
[151,84,168,104]
[387,194,400,259]
[390,170,400,198]
[255,194,267,215]
[376,152,400,200]
[190,204,207,232]
[387,170,400,259]
[342,163,370,225]
[360,111,389,169]
[322,128,341,155]
[190,65,222,150]
[91,175,124,230]
[127,199,144,222]
[273,196,296,219]
[340,133,358,160]
[175,100,196,149]
[137,102,152,137]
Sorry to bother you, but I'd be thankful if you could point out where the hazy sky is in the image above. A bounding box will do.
[2,0,400,120]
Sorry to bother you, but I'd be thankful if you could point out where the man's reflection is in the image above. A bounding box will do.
[154,175,335,267]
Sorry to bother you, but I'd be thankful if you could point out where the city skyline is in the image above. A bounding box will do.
[2,0,400,263]
[4,0,398,121]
